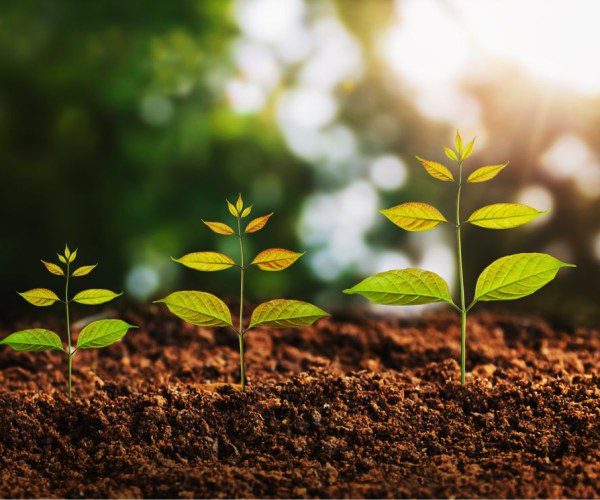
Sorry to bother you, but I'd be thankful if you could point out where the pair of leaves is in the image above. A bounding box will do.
[344,253,573,307]
[174,248,303,272]
[381,202,547,232]
[19,288,122,307]
[155,292,328,329]
[203,213,273,236]
[0,320,136,352]
[41,260,97,278]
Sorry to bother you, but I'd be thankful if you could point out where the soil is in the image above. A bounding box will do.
[0,305,598,498]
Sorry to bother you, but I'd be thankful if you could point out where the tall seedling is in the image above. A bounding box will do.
[344,132,574,384]
[0,245,136,398]
[155,195,329,391]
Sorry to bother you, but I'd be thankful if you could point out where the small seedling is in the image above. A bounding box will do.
[155,194,329,391]
[344,131,574,384]
[0,245,136,398]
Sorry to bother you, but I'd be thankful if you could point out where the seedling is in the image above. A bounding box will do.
[0,245,136,398]
[155,194,329,391]
[344,131,574,384]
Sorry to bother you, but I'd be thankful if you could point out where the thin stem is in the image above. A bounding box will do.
[456,160,467,385]
[237,216,246,392]
[65,262,73,399]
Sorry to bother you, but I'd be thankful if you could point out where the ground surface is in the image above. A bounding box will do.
[0,306,598,498]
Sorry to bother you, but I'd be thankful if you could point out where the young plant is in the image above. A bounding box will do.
[155,194,329,391]
[344,131,574,384]
[0,245,136,398]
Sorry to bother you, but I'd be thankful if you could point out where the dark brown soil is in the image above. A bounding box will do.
[0,306,598,498]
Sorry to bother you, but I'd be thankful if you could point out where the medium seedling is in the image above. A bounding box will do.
[155,194,329,391]
[344,131,574,384]
[0,245,136,398]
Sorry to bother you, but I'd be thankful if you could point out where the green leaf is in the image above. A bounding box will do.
[245,213,273,234]
[0,329,64,352]
[154,291,233,327]
[73,289,122,305]
[18,288,61,307]
[444,147,458,161]
[344,269,454,306]
[380,202,447,232]
[467,203,548,229]
[69,248,78,263]
[41,260,64,276]
[58,254,67,264]
[64,244,71,260]
[202,220,235,235]
[76,319,136,350]
[71,264,97,277]
[249,299,329,328]
[250,248,304,271]
[467,163,509,183]
[474,253,575,303]
[415,156,454,182]
[172,252,236,272]
[454,130,463,154]
[462,138,475,160]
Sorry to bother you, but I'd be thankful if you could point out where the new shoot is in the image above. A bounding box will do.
[0,245,136,398]
[344,131,574,384]
[155,194,329,391]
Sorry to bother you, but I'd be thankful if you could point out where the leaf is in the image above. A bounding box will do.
[251,248,304,271]
[241,205,252,218]
[245,213,273,234]
[64,244,71,260]
[227,199,238,217]
[73,289,122,305]
[467,203,548,229]
[343,269,454,306]
[72,264,97,277]
[474,253,575,303]
[415,156,454,182]
[467,162,509,183]
[58,254,67,264]
[444,147,458,161]
[69,248,78,263]
[462,138,475,160]
[41,260,64,276]
[154,291,233,327]
[380,202,448,232]
[236,193,244,212]
[202,220,235,235]
[0,329,64,352]
[454,130,463,154]
[18,288,61,307]
[76,319,136,350]
[249,299,329,328]
[172,252,236,272]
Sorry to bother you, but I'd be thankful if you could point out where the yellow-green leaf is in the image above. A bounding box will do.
[202,220,235,235]
[154,291,232,327]
[462,138,475,160]
[68,248,78,263]
[467,203,548,229]
[415,156,454,182]
[41,260,64,276]
[241,205,252,218]
[236,193,243,212]
[249,299,329,328]
[64,244,71,260]
[344,269,454,306]
[245,213,273,234]
[172,252,236,272]
[72,264,97,277]
[18,288,61,307]
[227,199,238,217]
[251,248,304,271]
[73,289,122,305]
[444,147,458,162]
[0,329,64,352]
[76,319,136,350]
[58,254,67,264]
[467,163,509,183]
[474,253,575,303]
[380,202,447,232]
[454,130,463,154]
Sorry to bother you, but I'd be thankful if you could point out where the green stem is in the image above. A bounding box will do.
[237,216,246,392]
[456,161,467,385]
[65,262,72,399]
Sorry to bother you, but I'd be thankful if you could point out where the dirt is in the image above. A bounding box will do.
[0,305,598,498]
